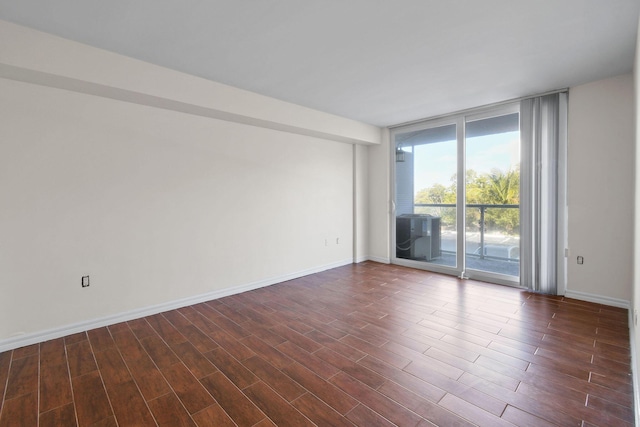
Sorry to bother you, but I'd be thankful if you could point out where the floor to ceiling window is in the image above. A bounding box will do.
[392,103,521,286]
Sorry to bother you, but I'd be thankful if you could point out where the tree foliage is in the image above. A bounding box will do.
[414,168,520,235]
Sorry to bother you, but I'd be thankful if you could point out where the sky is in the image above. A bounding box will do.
[411,131,520,194]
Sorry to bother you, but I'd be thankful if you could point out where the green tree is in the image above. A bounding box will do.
[415,183,448,204]
[485,168,519,204]
[415,183,455,225]
[483,168,520,233]
[414,167,520,235]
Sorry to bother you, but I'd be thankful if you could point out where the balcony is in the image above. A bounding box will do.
[406,203,519,278]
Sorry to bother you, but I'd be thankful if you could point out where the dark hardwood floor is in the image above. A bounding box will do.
[0,262,633,426]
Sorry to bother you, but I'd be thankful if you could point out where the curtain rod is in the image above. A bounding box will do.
[388,88,569,129]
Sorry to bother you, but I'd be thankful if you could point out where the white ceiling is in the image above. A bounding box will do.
[0,1,638,127]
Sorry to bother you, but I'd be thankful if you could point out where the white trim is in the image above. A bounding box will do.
[0,258,353,353]
[354,255,370,263]
[0,63,378,146]
[367,256,391,264]
[564,289,630,309]
[465,269,520,288]
[393,257,456,276]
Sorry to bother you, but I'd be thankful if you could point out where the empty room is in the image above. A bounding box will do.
[1,1,640,426]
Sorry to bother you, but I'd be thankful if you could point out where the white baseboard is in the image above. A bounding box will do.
[366,256,391,264]
[563,289,630,309]
[0,258,353,353]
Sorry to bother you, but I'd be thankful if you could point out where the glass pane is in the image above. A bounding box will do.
[395,124,457,267]
[464,113,520,277]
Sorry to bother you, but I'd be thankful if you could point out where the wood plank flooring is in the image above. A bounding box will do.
[0,261,633,426]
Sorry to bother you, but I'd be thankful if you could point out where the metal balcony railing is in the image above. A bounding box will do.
[414,203,519,261]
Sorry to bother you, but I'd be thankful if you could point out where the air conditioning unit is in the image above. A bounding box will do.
[396,214,441,261]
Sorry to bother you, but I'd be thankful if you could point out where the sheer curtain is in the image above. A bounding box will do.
[520,93,568,294]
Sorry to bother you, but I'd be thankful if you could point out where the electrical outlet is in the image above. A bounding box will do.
[577,256,584,265]
[81,275,90,288]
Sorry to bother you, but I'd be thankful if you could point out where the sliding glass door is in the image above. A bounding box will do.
[392,104,521,285]
[395,121,459,270]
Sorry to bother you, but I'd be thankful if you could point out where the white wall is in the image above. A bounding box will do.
[0,22,380,348]
[354,144,370,262]
[367,129,391,263]
[566,73,635,303]
[632,14,640,424]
